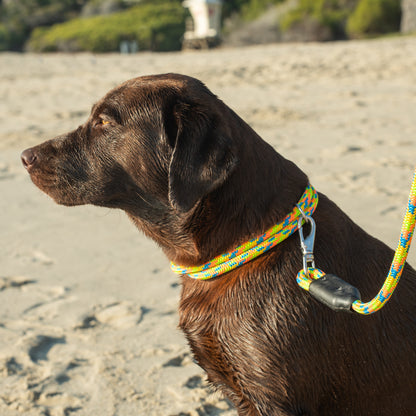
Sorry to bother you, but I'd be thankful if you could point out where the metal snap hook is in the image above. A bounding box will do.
[297,204,316,275]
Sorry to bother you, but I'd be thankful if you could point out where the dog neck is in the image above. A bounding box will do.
[128,122,309,271]
[163,147,308,269]
[171,183,318,279]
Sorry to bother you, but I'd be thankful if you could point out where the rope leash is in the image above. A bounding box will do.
[297,167,416,314]
[171,184,318,280]
[170,166,415,315]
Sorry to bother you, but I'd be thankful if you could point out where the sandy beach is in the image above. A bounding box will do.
[1,36,416,415]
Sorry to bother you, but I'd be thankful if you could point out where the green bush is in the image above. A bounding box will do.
[346,0,401,37]
[282,0,401,40]
[1,0,87,50]
[280,0,355,40]
[240,0,285,21]
[0,22,28,51]
[27,3,186,52]
[0,24,9,51]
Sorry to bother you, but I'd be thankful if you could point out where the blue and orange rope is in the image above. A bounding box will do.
[352,166,416,314]
[171,184,319,280]
[297,167,416,315]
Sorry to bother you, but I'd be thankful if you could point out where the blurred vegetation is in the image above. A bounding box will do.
[27,3,185,52]
[0,0,184,51]
[0,0,405,52]
[0,0,86,50]
[281,0,401,41]
[238,0,285,21]
[346,0,401,38]
[280,0,356,40]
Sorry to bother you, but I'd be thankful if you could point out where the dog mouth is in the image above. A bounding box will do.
[24,162,57,193]
[22,159,85,206]
[23,160,127,208]
[21,146,155,210]
[27,169,81,206]
[22,147,92,206]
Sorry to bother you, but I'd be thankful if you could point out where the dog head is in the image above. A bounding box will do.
[21,74,238,219]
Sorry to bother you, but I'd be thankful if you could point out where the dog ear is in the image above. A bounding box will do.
[168,102,238,212]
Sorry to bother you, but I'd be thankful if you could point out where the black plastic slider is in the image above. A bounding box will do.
[309,274,361,312]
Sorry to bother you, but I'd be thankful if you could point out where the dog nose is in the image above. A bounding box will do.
[21,148,37,169]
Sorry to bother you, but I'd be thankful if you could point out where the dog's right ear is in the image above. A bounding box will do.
[166,100,238,212]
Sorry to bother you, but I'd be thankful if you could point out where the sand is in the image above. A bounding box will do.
[1,36,416,416]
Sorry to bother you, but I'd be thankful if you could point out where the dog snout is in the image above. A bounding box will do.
[21,148,38,169]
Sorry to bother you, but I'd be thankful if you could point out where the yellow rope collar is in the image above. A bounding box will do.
[170,184,319,280]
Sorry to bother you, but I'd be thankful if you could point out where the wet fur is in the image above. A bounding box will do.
[22,74,416,415]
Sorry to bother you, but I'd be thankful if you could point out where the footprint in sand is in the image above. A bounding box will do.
[31,250,54,266]
[0,276,36,291]
[26,334,66,364]
[0,334,67,411]
[0,357,23,377]
[169,374,234,416]
[184,375,204,389]
[0,333,90,415]
[19,284,73,325]
[163,352,194,368]
[75,301,144,330]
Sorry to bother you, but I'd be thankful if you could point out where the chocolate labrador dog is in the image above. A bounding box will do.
[21,74,416,415]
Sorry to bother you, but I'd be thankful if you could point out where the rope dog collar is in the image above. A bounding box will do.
[171,184,319,280]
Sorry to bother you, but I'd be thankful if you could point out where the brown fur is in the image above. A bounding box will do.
[21,74,416,415]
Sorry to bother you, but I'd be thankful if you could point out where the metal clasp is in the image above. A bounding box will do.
[297,205,316,275]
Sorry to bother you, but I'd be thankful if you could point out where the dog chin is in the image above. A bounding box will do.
[42,190,83,207]
[30,176,84,207]
[54,197,82,207]
[53,191,91,207]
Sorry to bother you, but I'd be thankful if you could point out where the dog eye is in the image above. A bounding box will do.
[94,118,112,128]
